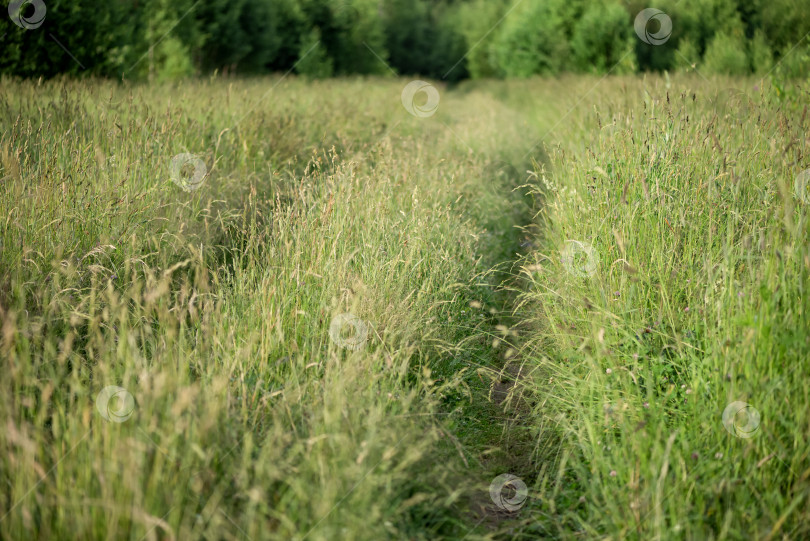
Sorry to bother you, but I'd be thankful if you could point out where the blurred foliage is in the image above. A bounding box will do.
[490,0,570,77]
[0,0,807,80]
[571,2,636,74]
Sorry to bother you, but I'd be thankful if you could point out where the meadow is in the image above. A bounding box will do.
[0,73,808,540]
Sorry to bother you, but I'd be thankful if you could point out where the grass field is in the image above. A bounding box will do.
[1,73,808,540]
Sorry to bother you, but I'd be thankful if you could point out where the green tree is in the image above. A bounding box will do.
[0,0,138,77]
[453,0,509,78]
[196,0,252,73]
[571,2,635,74]
[490,0,570,77]
[296,27,333,78]
[755,0,810,53]
[702,24,749,74]
[749,30,773,74]
[125,0,201,80]
[329,0,389,75]
[381,0,467,80]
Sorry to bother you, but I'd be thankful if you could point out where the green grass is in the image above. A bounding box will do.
[0,75,540,540]
[0,73,808,540]
[512,75,810,539]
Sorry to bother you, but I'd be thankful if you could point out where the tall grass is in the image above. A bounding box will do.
[2,72,807,540]
[515,75,810,539]
[0,76,538,540]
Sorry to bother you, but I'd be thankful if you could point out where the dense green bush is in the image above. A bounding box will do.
[702,30,750,75]
[674,38,701,72]
[296,27,333,78]
[490,0,570,77]
[773,43,810,81]
[451,0,508,79]
[571,2,635,74]
[381,0,467,80]
[757,0,810,54]
[0,0,807,80]
[329,0,389,76]
[749,30,774,74]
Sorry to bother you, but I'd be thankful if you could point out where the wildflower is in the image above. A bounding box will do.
[609,470,617,477]
[691,452,699,460]
[715,452,723,459]
[606,368,612,374]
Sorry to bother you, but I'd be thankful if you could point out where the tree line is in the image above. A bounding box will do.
[1,0,808,80]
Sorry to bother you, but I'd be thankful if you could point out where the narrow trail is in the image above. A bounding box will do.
[0,77,561,541]
[6,75,805,541]
[460,186,541,538]
[430,89,549,538]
